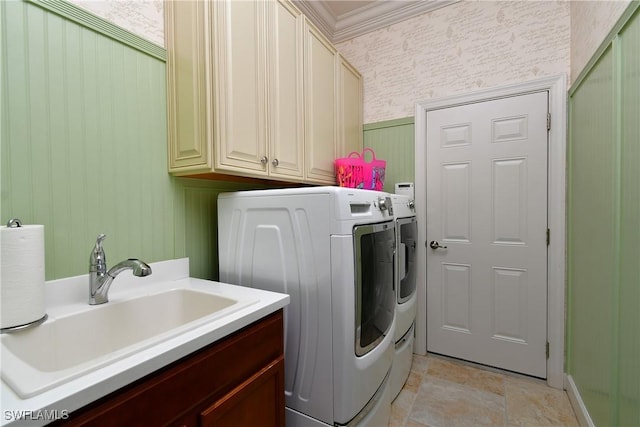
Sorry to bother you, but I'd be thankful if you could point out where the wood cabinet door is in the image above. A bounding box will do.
[200,357,285,427]
[338,55,363,158]
[212,0,268,175]
[267,0,305,180]
[304,20,337,184]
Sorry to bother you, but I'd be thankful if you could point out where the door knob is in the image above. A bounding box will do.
[260,156,268,165]
[429,240,448,249]
[271,158,279,167]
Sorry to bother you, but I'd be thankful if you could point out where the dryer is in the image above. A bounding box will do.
[389,194,418,400]
[218,187,396,427]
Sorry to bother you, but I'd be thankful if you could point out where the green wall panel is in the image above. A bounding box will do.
[568,4,640,426]
[363,117,415,193]
[0,0,269,282]
[1,0,175,280]
[568,47,616,425]
[173,179,270,281]
[618,9,640,426]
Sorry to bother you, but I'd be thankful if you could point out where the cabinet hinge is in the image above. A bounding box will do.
[546,228,550,246]
[547,113,551,131]
[546,342,550,359]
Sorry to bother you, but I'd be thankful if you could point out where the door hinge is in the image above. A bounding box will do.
[547,113,551,131]
[546,342,550,359]
[546,228,550,246]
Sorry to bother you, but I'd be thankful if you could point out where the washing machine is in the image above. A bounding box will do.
[389,194,417,400]
[218,187,396,427]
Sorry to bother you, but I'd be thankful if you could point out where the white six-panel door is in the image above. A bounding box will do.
[426,91,549,378]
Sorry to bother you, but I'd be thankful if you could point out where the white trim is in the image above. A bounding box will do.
[414,75,567,389]
[565,374,595,427]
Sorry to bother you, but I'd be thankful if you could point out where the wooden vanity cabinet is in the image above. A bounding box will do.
[55,310,285,427]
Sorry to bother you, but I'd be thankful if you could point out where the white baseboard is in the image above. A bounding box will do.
[565,374,595,427]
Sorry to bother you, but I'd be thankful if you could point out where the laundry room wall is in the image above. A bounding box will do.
[362,118,414,193]
[335,0,571,124]
[0,0,266,281]
[570,0,632,83]
[67,0,164,46]
[567,3,639,426]
[338,0,571,195]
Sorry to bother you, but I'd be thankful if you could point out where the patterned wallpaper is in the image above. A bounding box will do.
[570,0,632,84]
[68,0,164,47]
[335,1,571,123]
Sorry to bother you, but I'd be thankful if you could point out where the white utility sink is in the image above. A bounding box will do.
[1,287,244,398]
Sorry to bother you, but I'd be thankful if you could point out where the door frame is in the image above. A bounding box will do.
[414,75,567,389]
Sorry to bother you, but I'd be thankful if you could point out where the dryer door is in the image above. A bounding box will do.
[353,221,395,356]
[397,217,417,303]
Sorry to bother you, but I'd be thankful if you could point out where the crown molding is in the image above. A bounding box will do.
[294,0,460,44]
[292,0,336,38]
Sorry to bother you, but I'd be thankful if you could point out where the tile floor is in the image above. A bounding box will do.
[390,354,579,427]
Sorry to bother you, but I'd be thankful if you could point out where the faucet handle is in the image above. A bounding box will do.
[94,234,106,251]
[90,234,107,273]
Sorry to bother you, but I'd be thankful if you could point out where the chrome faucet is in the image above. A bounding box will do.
[89,234,152,305]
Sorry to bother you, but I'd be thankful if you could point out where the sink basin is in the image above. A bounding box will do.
[1,288,242,398]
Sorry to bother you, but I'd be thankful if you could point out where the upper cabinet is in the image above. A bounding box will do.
[165,0,363,184]
[304,19,338,184]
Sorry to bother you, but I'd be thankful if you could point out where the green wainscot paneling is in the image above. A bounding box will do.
[617,6,640,426]
[568,46,616,426]
[1,0,174,280]
[567,3,640,426]
[0,0,273,282]
[173,178,272,281]
[364,117,415,193]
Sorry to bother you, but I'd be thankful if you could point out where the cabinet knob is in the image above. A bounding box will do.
[260,156,268,165]
[271,158,279,167]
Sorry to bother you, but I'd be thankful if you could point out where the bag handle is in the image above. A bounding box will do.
[362,147,377,162]
[347,151,361,159]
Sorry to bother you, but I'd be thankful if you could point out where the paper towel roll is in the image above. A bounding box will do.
[1,224,46,329]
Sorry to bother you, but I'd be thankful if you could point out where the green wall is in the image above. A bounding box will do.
[364,117,415,193]
[0,0,267,281]
[567,3,640,426]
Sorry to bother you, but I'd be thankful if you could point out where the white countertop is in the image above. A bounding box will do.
[0,258,289,426]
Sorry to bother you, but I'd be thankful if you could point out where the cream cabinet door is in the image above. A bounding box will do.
[213,0,268,175]
[304,20,337,184]
[267,0,304,180]
[166,0,210,172]
[338,55,363,157]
